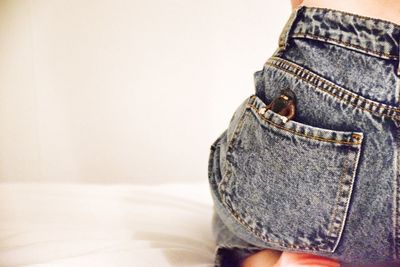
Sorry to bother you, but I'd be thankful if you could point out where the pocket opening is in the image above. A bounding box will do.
[247,94,363,146]
[219,94,364,253]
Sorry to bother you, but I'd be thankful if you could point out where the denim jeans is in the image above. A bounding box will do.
[208,5,400,267]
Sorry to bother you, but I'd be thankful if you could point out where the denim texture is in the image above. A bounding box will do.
[208,5,400,267]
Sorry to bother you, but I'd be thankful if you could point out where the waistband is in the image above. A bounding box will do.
[278,6,400,63]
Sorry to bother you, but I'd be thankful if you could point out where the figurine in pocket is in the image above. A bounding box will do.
[265,88,296,122]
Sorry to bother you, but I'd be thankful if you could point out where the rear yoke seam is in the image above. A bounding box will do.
[265,57,400,122]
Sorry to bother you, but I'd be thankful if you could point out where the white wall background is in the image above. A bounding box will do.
[0,0,291,183]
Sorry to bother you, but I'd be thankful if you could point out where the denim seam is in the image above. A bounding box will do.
[219,187,334,252]
[219,186,321,251]
[219,105,250,193]
[211,129,227,151]
[268,56,398,111]
[398,72,400,105]
[220,159,356,252]
[265,57,400,122]
[336,140,363,252]
[304,6,400,28]
[227,101,249,150]
[327,158,351,238]
[247,103,362,145]
[219,110,363,252]
[291,32,398,60]
[325,152,360,253]
[398,44,400,76]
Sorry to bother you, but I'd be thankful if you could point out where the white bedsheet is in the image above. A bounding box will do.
[0,182,215,267]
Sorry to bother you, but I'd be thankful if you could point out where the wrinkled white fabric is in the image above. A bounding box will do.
[0,182,214,267]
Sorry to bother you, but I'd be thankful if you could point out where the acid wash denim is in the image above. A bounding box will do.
[208,5,400,267]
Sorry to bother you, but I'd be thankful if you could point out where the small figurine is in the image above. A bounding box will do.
[265,88,296,122]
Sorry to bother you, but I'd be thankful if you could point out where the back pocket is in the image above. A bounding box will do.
[218,94,364,253]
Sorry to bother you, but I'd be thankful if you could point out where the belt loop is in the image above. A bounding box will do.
[278,5,302,52]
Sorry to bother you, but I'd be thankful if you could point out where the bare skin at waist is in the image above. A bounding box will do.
[299,0,400,25]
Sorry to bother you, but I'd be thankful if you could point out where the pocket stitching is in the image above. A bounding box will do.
[227,102,251,150]
[328,149,361,252]
[327,158,351,238]
[219,99,364,252]
[248,100,363,146]
[221,150,360,252]
[220,172,336,252]
[220,183,318,251]
[219,104,251,193]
